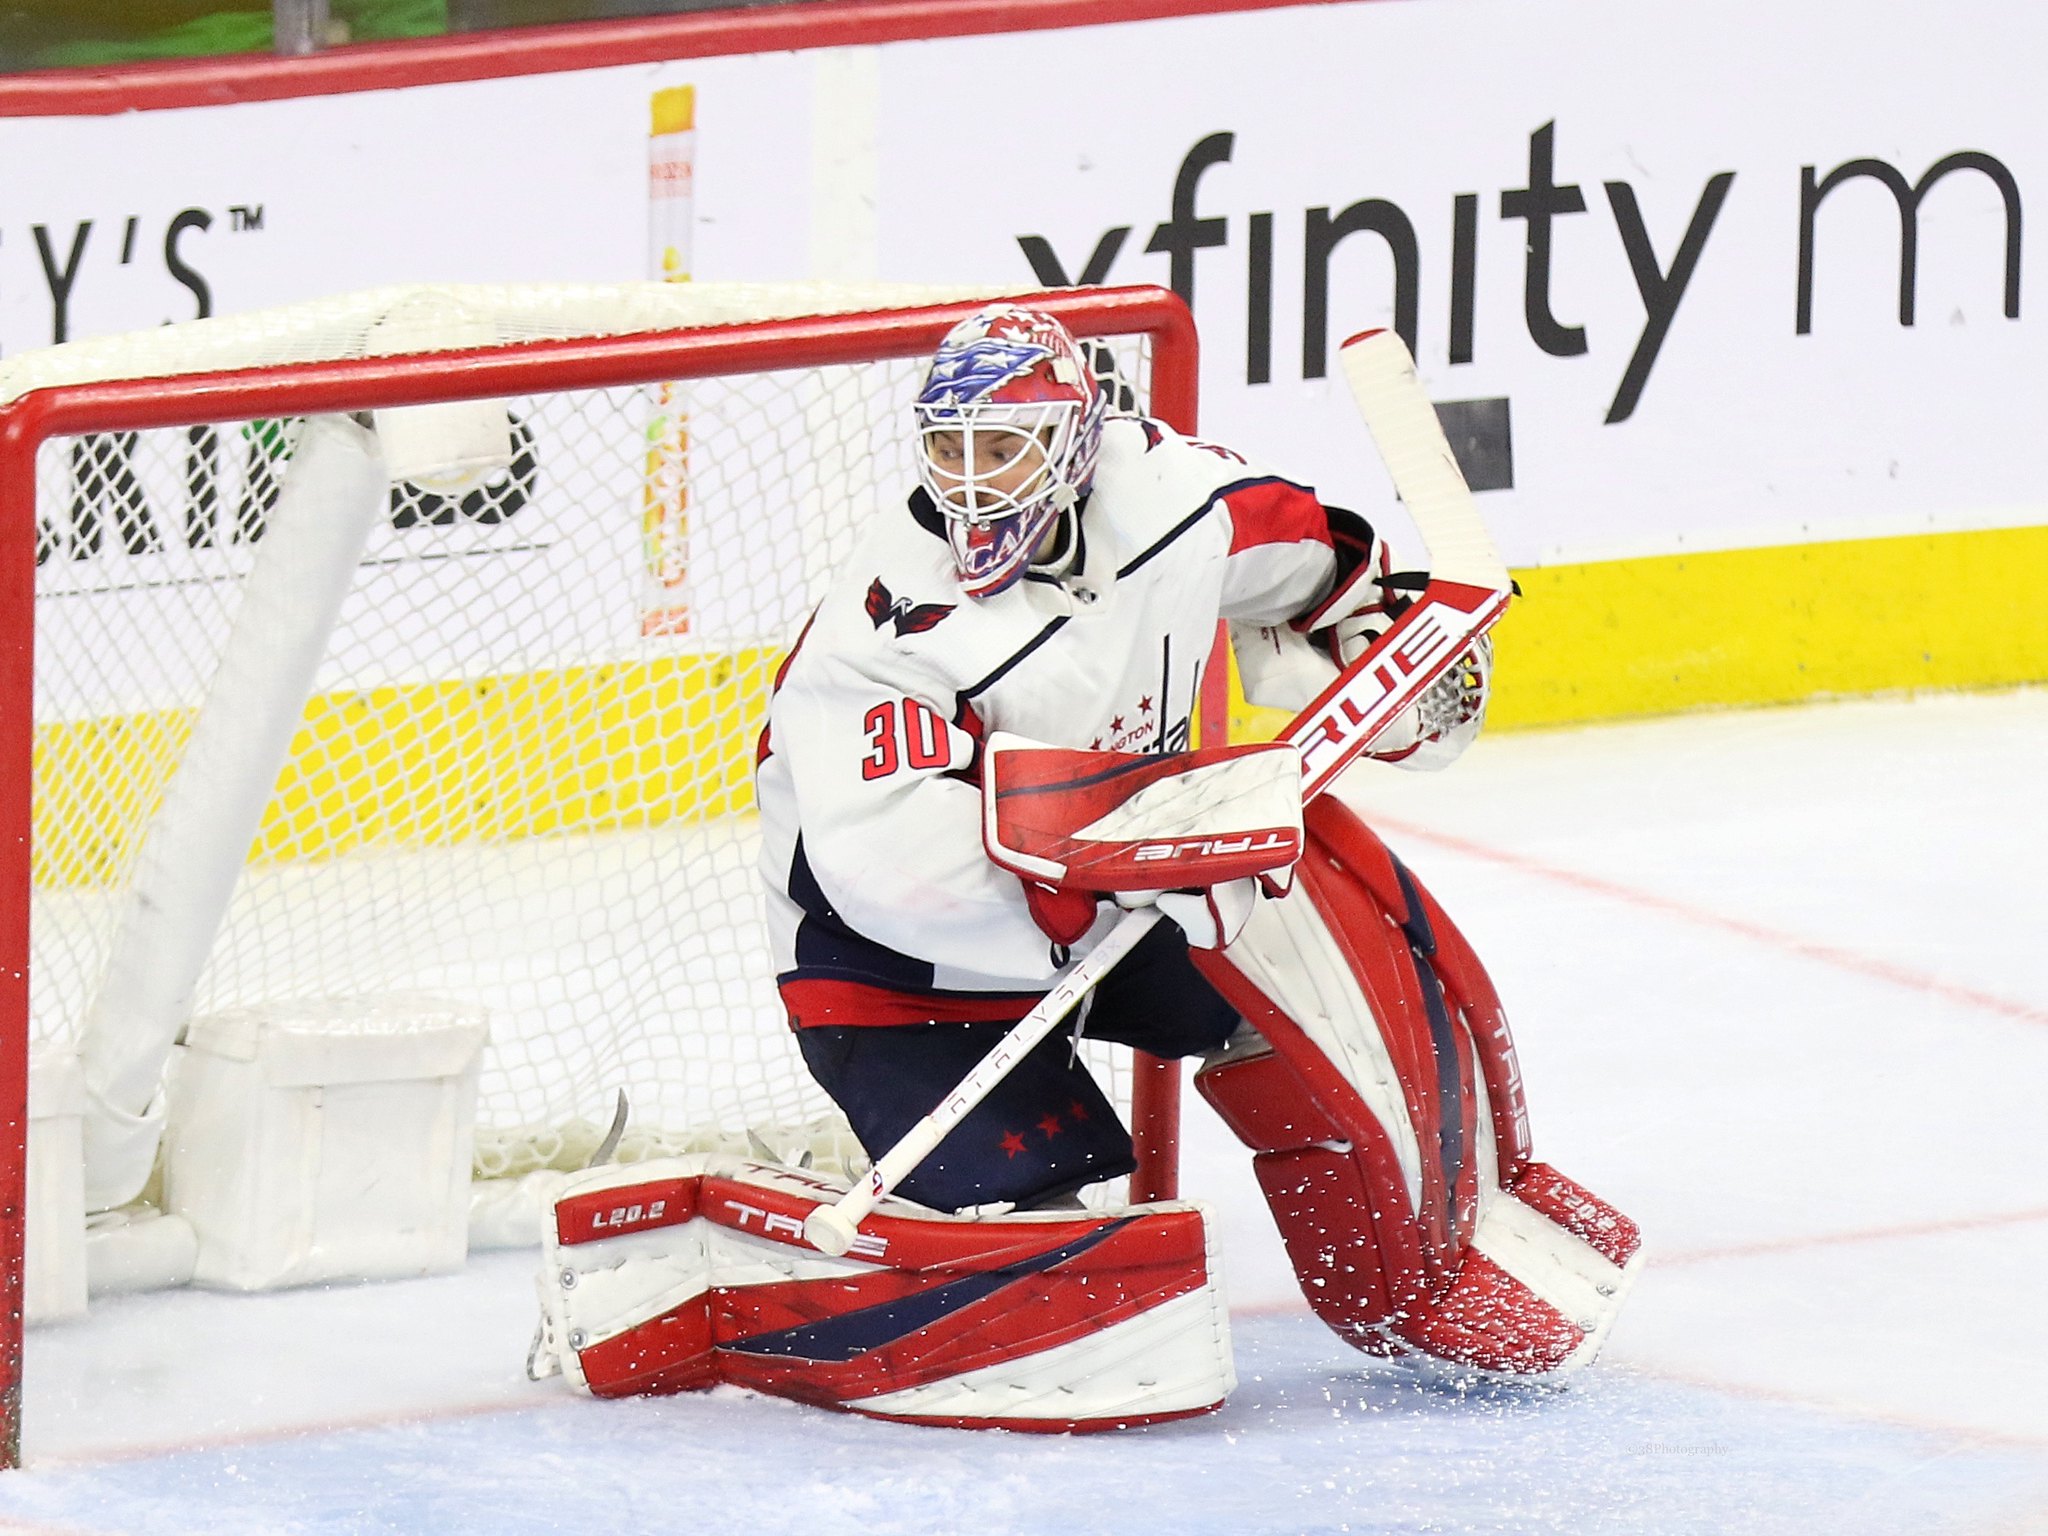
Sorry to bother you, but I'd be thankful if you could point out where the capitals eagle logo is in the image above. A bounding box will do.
[866,578,955,637]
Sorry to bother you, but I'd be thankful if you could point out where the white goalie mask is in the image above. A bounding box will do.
[913,307,1106,598]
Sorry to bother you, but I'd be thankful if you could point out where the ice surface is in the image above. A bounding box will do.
[12,1298,2044,1535]
[6,690,2046,1533]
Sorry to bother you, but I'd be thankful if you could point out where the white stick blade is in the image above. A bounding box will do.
[1338,329,1510,593]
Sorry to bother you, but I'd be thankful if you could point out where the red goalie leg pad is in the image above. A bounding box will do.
[575,1303,717,1398]
[1387,1162,1644,1376]
[699,1166,1228,1430]
[1192,795,1643,1375]
[540,1158,1234,1431]
[1394,1249,1589,1375]
[1192,796,1495,1333]
[550,1170,718,1397]
[1195,1047,1422,1344]
[1304,797,1534,1185]
[1396,856,1535,1178]
[1509,1162,1643,1269]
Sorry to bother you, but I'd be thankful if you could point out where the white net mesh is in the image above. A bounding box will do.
[20,282,1163,1189]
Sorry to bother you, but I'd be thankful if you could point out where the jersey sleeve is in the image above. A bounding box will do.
[1213,477,1339,624]
[1133,423,1336,624]
[768,643,1072,985]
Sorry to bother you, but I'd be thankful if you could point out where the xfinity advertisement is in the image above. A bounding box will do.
[0,0,2037,570]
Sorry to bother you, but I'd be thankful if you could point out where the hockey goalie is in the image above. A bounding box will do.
[528,305,1642,1431]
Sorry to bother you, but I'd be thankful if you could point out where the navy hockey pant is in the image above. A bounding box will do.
[795,919,1239,1212]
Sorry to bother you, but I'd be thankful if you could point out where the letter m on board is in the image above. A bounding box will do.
[1797,152,2022,333]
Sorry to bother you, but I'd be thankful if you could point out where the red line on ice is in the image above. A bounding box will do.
[1370,816,2048,1030]
[1657,1205,2048,1266]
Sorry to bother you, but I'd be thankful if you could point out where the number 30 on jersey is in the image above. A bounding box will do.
[861,697,955,780]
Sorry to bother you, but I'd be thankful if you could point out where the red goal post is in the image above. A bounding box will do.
[0,282,1206,1465]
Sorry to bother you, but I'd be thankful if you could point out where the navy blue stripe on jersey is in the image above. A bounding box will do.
[724,1219,1129,1362]
[785,834,937,993]
[961,614,1073,701]
[1116,475,1314,580]
[964,477,1298,703]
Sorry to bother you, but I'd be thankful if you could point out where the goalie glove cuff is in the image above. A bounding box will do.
[1293,506,1401,642]
[1023,879,1100,946]
[1119,879,1257,950]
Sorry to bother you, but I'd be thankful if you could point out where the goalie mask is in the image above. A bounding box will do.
[914,306,1107,598]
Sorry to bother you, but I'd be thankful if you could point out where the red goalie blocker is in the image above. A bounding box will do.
[531,1157,1234,1431]
[981,731,1303,892]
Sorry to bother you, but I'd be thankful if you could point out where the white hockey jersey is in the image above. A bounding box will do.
[756,416,1338,1028]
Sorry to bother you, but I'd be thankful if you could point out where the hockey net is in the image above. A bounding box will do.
[2,281,1195,1242]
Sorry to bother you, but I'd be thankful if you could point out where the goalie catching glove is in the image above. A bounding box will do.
[985,734,1301,951]
[1233,506,1493,770]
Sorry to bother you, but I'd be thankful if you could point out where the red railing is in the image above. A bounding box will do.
[0,0,1347,117]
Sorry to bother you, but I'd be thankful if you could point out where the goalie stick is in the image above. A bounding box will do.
[804,329,1512,1255]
